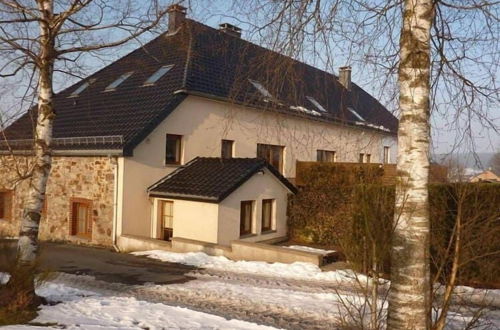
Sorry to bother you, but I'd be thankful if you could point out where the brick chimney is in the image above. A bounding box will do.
[167,4,187,32]
[338,66,352,90]
[219,23,242,38]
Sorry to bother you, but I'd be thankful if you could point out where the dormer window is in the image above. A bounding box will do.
[348,107,365,121]
[306,96,327,113]
[249,79,273,99]
[105,71,134,91]
[69,78,96,97]
[144,65,174,86]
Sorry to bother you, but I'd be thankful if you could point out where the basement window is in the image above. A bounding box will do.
[69,78,96,97]
[306,96,327,113]
[348,107,365,122]
[249,79,273,99]
[0,190,13,221]
[105,71,134,91]
[144,65,174,86]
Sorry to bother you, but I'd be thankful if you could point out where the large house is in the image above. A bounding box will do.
[0,5,398,248]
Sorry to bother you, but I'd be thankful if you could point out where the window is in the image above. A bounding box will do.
[366,154,371,163]
[0,190,13,221]
[257,143,284,173]
[158,200,174,241]
[383,146,390,164]
[105,71,134,91]
[69,78,96,97]
[221,139,234,159]
[144,65,174,86]
[249,79,273,99]
[165,134,182,164]
[240,201,254,236]
[261,199,274,232]
[306,96,327,113]
[359,153,365,163]
[317,150,336,162]
[348,107,365,121]
[70,198,92,237]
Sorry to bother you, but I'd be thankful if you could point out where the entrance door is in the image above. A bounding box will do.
[158,200,174,241]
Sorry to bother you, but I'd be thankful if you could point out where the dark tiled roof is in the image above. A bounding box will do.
[148,157,297,202]
[2,18,398,154]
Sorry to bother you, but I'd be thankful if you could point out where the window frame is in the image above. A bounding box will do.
[383,146,390,164]
[366,154,371,163]
[158,200,174,241]
[69,197,92,238]
[240,200,254,237]
[257,143,284,174]
[261,199,275,233]
[0,190,13,221]
[317,149,336,162]
[165,134,183,165]
[221,139,234,159]
[359,153,365,163]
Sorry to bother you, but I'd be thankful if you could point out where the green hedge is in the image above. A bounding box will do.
[289,179,500,286]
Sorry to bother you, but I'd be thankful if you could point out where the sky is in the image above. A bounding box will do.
[0,0,498,155]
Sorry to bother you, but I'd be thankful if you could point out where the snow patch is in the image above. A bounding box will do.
[0,272,10,284]
[286,245,335,254]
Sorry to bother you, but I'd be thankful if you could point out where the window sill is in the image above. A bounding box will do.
[164,163,181,167]
[239,233,257,239]
[71,234,92,240]
[261,229,277,235]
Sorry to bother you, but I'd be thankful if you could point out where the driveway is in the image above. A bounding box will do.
[0,240,197,285]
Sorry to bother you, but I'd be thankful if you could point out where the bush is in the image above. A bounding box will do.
[289,165,500,286]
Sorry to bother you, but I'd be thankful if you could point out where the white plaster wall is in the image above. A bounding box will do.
[119,95,397,237]
[152,198,219,244]
[217,168,290,246]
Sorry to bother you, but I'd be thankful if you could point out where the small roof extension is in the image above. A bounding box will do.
[148,157,297,203]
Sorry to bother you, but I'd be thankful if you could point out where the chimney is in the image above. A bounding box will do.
[167,4,187,32]
[339,66,352,90]
[219,23,242,38]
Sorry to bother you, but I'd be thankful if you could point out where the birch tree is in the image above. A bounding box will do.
[0,0,172,309]
[387,1,434,328]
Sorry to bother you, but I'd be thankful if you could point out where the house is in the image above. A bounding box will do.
[0,4,398,248]
[470,170,500,183]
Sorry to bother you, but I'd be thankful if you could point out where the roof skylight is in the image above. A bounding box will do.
[144,65,174,86]
[249,79,273,99]
[105,71,134,91]
[69,78,96,97]
[306,96,327,113]
[348,107,365,121]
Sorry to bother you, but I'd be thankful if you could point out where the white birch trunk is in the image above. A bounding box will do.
[16,0,55,265]
[387,0,435,329]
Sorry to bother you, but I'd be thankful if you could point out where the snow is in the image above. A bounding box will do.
[133,250,362,283]
[285,245,335,254]
[2,273,279,330]
[1,271,11,284]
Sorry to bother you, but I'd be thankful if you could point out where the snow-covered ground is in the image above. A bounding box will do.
[132,249,364,283]
[285,245,335,254]
[1,273,278,330]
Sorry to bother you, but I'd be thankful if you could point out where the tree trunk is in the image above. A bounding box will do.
[387,0,435,329]
[13,0,55,303]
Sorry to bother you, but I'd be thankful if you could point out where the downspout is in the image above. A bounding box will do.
[112,156,120,252]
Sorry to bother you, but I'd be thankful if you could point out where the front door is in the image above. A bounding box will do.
[158,200,174,241]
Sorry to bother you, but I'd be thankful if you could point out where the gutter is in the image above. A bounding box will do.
[0,149,123,156]
[112,156,120,252]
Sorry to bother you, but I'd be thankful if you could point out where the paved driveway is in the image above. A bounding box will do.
[0,240,197,285]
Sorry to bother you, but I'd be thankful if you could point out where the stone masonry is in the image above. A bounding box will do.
[0,155,115,246]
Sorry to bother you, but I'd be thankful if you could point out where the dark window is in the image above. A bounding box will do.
[359,153,365,163]
[158,200,174,241]
[70,198,92,237]
[366,154,371,163]
[0,190,13,221]
[257,144,284,173]
[317,150,336,162]
[261,199,274,232]
[221,140,234,159]
[166,134,182,164]
[383,146,390,164]
[240,201,254,236]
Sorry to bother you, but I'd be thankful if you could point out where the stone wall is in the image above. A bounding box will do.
[0,155,116,246]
